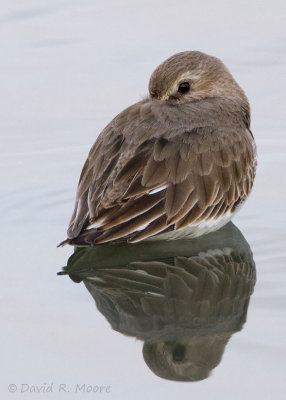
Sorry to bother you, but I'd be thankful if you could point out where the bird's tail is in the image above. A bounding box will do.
[57,228,104,247]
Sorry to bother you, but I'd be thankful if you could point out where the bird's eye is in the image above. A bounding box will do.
[172,345,186,362]
[178,82,190,94]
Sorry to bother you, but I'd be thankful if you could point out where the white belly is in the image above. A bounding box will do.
[145,210,234,241]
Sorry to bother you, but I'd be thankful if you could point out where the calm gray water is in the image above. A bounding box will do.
[1,1,286,399]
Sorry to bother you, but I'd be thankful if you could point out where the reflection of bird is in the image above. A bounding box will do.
[143,334,232,382]
[59,223,256,381]
[61,51,256,246]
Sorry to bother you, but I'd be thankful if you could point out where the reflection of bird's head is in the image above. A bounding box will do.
[143,334,231,382]
[149,51,247,104]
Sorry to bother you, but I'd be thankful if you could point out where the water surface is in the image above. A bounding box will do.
[1,0,286,399]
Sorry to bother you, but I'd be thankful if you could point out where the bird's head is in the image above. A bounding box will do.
[149,51,246,104]
[143,333,231,382]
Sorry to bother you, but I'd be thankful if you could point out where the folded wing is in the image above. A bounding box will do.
[66,100,256,245]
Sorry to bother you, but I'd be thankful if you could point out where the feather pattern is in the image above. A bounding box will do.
[63,51,257,246]
[65,97,256,246]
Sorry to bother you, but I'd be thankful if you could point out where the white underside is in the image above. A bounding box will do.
[145,210,234,241]
[86,204,240,242]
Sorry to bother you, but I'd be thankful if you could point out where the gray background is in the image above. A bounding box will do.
[1,0,286,399]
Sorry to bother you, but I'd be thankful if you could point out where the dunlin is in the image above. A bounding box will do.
[62,51,256,246]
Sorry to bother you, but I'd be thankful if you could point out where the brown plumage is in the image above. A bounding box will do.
[60,51,256,246]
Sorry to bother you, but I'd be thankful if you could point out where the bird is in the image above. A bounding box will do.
[60,51,256,247]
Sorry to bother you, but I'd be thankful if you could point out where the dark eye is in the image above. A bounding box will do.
[178,82,190,94]
[172,345,186,362]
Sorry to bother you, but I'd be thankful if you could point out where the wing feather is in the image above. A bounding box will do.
[65,99,256,245]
